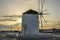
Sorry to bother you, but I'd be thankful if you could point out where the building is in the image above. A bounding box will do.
[22,9,39,35]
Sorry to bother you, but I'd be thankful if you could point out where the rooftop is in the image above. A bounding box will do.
[23,9,38,14]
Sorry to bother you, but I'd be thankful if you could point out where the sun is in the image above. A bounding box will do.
[18,18,22,23]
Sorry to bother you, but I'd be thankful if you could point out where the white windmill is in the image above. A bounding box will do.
[21,9,39,35]
[21,0,49,35]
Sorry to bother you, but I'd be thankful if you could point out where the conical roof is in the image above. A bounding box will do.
[23,9,38,14]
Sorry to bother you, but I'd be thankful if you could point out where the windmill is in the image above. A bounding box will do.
[38,0,49,29]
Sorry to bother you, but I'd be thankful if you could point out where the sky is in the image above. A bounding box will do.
[0,0,60,29]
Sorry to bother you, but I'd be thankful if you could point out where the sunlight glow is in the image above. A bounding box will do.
[18,18,22,23]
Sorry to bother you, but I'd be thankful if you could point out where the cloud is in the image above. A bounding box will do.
[0,0,38,16]
[19,0,32,3]
[0,0,21,15]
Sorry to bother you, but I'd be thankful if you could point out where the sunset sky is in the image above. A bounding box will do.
[0,0,60,30]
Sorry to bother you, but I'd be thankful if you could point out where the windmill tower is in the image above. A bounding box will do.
[22,9,39,35]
